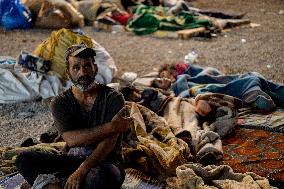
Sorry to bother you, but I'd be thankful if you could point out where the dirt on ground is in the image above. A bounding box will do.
[0,0,284,146]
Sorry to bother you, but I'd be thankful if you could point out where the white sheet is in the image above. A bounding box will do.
[0,63,63,103]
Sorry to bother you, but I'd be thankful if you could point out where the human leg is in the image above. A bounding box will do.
[83,162,125,189]
[15,151,84,186]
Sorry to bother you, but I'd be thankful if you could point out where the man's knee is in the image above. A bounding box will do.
[102,163,125,182]
[15,151,36,171]
[15,151,41,186]
[92,163,125,189]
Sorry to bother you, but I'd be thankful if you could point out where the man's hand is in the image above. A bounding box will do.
[64,167,88,189]
[111,107,133,132]
[61,107,132,148]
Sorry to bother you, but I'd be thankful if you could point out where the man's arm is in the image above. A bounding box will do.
[51,91,131,148]
[64,134,119,189]
[80,134,119,170]
[62,108,130,147]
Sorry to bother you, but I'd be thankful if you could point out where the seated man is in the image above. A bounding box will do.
[16,43,132,189]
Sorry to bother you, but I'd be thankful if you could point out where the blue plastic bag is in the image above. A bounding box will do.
[0,0,32,29]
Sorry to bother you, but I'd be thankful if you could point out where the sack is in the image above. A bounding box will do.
[35,0,71,29]
[33,28,93,79]
[0,0,32,29]
[48,0,84,27]
[24,0,84,27]
[77,0,102,24]
[34,28,117,84]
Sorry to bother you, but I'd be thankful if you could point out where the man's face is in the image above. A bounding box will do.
[68,56,98,91]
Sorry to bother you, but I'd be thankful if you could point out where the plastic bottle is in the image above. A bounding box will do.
[184,50,198,64]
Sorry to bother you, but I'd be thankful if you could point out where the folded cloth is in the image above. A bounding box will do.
[195,93,242,137]
[166,163,277,189]
[194,130,223,164]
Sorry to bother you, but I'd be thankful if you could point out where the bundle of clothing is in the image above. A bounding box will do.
[23,0,131,28]
[24,0,85,28]
[166,163,277,189]
[126,4,211,35]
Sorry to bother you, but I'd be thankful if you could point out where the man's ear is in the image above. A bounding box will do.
[65,68,70,79]
[93,64,98,74]
[94,63,98,69]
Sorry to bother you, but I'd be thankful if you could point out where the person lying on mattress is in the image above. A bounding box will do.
[151,62,284,111]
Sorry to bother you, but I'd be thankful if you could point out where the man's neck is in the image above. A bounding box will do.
[72,84,97,98]
[72,85,98,112]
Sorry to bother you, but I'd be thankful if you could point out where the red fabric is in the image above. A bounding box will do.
[173,62,189,78]
[221,128,284,182]
[111,13,132,25]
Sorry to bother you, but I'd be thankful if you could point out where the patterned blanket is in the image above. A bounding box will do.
[123,102,189,176]
[222,127,284,186]
[162,94,238,164]
[238,108,284,133]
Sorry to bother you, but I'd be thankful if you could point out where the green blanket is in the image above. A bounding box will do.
[127,5,211,35]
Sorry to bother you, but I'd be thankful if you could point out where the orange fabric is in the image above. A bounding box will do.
[222,128,284,182]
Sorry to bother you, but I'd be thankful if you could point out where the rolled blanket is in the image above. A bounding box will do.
[166,163,277,189]
[195,93,242,137]
[194,130,223,164]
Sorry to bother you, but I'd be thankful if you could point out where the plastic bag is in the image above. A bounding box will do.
[0,0,32,29]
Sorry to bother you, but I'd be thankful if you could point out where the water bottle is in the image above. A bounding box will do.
[184,50,198,64]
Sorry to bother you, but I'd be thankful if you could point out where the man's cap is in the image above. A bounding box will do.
[64,43,96,62]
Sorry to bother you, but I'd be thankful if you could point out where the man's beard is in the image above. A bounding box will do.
[71,75,96,92]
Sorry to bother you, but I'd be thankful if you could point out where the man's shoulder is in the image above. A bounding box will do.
[50,89,73,109]
[99,84,123,98]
